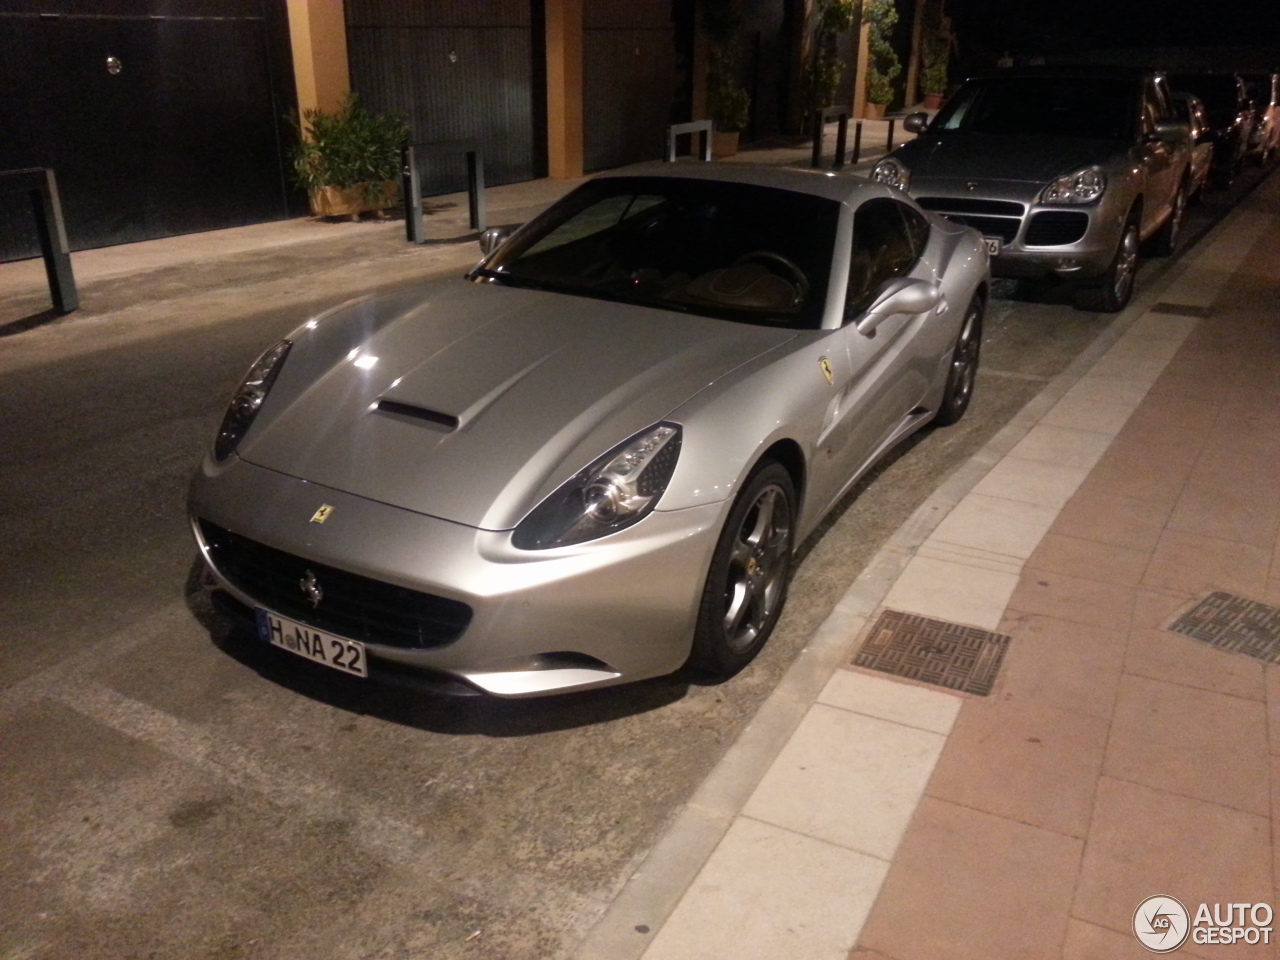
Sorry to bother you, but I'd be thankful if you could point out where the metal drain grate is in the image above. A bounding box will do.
[853,610,1011,695]
[1168,591,1280,663]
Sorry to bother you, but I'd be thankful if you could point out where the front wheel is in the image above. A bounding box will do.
[1075,220,1139,312]
[688,463,795,678]
[933,294,984,426]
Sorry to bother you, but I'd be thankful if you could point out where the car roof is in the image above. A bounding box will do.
[966,65,1161,83]
[592,161,897,205]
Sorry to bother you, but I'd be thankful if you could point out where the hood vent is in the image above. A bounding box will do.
[375,399,459,431]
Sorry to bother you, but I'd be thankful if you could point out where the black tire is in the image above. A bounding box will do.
[1145,180,1186,258]
[687,462,795,678]
[1075,219,1139,312]
[933,294,983,426]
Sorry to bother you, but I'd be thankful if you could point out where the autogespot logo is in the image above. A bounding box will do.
[1134,895,1190,953]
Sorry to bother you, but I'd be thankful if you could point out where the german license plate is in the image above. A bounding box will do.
[256,610,367,678]
[984,237,1002,256]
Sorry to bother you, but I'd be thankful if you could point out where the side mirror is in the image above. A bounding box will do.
[903,112,930,135]
[479,227,510,257]
[1151,119,1189,144]
[855,277,941,335]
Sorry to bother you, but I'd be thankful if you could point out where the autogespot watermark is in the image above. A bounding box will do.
[1133,896,1274,952]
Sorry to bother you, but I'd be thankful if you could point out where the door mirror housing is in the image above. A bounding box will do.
[854,278,941,335]
[903,112,930,135]
[479,226,510,257]
[1151,119,1190,144]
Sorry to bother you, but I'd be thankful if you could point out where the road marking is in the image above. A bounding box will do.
[52,679,425,867]
[0,604,185,724]
[977,367,1051,382]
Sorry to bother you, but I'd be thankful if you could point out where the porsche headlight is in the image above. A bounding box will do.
[871,157,911,192]
[512,423,682,549]
[1039,166,1106,204]
[213,340,292,461]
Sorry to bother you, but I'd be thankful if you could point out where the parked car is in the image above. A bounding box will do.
[1170,91,1214,201]
[188,165,990,697]
[1168,73,1255,187]
[873,66,1192,312]
[1242,72,1280,163]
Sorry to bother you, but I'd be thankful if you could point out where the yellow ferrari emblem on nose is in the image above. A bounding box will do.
[819,356,833,385]
[310,504,334,524]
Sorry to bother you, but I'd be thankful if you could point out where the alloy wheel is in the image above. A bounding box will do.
[722,483,792,654]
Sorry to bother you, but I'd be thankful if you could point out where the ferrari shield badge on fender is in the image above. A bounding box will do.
[819,356,834,385]
[310,504,334,524]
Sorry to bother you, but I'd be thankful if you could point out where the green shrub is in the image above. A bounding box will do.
[922,34,949,95]
[864,0,901,106]
[292,94,409,201]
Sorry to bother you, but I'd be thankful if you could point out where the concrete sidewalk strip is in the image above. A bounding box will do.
[575,170,1278,960]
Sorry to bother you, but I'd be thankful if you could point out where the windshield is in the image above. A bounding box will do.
[474,177,841,329]
[1170,75,1241,125]
[933,77,1135,139]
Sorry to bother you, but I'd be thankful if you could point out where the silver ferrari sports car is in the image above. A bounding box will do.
[188,164,989,697]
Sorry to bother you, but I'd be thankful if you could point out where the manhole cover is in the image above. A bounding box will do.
[1168,591,1280,663]
[852,610,1011,695]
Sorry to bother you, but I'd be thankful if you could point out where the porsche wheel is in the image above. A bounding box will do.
[688,462,795,677]
[1075,219,1139,313]
[933,295,983,426]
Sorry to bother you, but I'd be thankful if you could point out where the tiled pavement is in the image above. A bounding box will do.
[579,173,1280,957]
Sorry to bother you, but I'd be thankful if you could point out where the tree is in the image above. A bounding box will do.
[806,0,857,115]
[864,0,902,107]
[702,0,752,133]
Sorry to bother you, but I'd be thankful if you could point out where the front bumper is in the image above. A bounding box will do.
[913,181,1125,281]
[188,455,725,696]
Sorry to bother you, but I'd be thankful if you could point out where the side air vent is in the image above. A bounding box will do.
[375,399,459,431]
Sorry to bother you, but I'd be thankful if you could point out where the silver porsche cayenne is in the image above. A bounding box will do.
[188,164,989,697]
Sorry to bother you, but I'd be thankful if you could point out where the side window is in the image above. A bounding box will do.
[897,202,931,261]
[1147,77,1173,123]
[846,197,919,319]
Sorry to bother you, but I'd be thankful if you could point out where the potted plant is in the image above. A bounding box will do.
[920,27,949,109]
[712,83,751,156]
[805,0,856,123]
[702,0,752,156]
[292,93,409,219]
[863,0,901,118]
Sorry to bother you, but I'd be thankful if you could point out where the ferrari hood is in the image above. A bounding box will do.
[896,133,1125,185]
[241,279,794,530]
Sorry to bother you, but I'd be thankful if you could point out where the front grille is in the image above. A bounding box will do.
[198,520,472,649]
[916,197,1024,216]
[1024,211,1089,246]
[936,213,1020,243]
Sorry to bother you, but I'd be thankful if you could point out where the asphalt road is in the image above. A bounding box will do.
[0,167,1265,960]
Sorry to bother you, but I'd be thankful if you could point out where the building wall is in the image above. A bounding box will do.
[0,0,299,260]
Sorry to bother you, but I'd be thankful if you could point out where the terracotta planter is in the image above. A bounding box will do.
[923,93,944,110]
[309,181,398,218]
[864,102,886,120]
[711,130,740,159]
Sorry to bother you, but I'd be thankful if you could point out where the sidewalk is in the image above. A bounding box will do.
[575,171,1280,958]
[1,117,904,298]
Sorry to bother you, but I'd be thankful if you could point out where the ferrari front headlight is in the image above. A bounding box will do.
[213,340,292,461]
[512,423,682,549]
[1039,166,1106,204]
[871,157,911,192]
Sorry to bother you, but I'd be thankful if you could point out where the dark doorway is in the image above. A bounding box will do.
[0,0,299,262]
[345,0,539,197]
[582,1,680,172]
